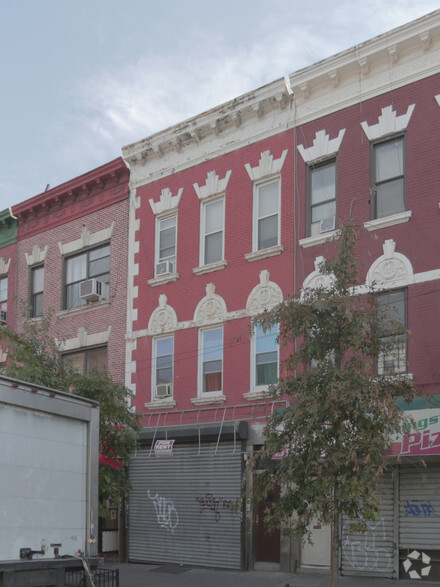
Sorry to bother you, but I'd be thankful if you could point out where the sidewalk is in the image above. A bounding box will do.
[102,561,435,586]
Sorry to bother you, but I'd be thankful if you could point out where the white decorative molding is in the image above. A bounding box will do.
[0,350,7,363]
[364,210,412,231]
[246,270,283,315]
[420,31,431,51]
[435,95,440,108]
[366,239,414,289]
[57,326,112,352]
[193,170,232,201]
[58,222,115,255]
[245,149,288,181]
[149,187,183,215]
[194,283,227,326]
[361,104,415,141]
[0,257,11,275]
[148,294,178,335]
[302,256,334,291]
[297,129,346,163]
[25,245,49,266]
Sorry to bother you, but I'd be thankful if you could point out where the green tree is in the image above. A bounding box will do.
[1,308,140,516]
[253,222,414,586]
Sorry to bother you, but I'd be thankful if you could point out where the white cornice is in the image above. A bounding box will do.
[122,78,293,188]
[289,11,440,126]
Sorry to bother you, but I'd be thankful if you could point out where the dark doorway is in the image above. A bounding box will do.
[255,486,281,563]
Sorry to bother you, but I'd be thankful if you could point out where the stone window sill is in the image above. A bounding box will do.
[245,245,284,262]
[193,260,227,276]
[299,230,339,248]
[57,299,110,318]
[364,210,412,231]
[191,394,226,406]
[145,399,176,409]
[148,273,179,287]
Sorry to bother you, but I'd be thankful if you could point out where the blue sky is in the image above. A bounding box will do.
[1,1,438,210]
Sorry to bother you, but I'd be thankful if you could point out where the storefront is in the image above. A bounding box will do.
[127,421,247,569]
[342,402,440,581]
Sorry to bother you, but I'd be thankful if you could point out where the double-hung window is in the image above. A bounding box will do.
[372,135,405,219]
[201,198,224,266]
[255,179,280,251]
[0,276,7,323]
[377,289,406,375]
[200,327,223,394]
[64,244,110,309]
[308,160,337,236]
[252,323,279,390]
[153,337,174,400]
[155,215,177,276]
[30,265,44,318]
[64,346,107,374]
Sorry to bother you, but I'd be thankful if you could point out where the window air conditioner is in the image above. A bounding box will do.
[156,383,172,399]
[79,278,109,302]
[156,261,174,276]
[320,216,336,233]
[0,310,6,324]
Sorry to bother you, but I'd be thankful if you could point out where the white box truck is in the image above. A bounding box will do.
[0,374,100,586]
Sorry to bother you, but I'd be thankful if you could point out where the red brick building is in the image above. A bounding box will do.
[122,11,440,580]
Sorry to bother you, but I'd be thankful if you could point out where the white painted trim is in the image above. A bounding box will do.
[246,270,283,314]
[199,196,225,268]
[25,245,49,266]
[191,395,226,406]
[151,335,174,403]
[197,325,224,399]
[149,187,183,215]
[297,129,346,163]
[56,326,112,352]
[193,170,232,201]
[148,294,178,335]
[245,244,284,262]
[245,149,288,181]
[361,105,415,141]
[193,283,227,326]
[193,260,227,275]
[58,222,114,255]
[0,258,11,275]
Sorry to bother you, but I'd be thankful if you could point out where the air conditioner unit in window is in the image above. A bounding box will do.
[320,216,336,233]
[79,278,109,302]
[156,383,172,399]
[0,310,6,324]
[156,261,174,276]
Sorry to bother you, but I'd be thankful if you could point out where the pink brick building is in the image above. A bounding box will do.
[122,11,440,581]
[12,158,130,385]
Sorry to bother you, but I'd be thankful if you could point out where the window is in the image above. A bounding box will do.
[153,337,174,400]
[155,214,177,276]
[64,244,110,309]
[254,179,280,251]
[201,198,224,265]
[30,266,44,318]
[0,276,7,323]
[252,323,279,389]
[377,289,406,375]
[64,347,107,374]
[200,327,223,393]
[372,136,405,219]
[308,160,336,236]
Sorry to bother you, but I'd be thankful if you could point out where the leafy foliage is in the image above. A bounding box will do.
[1,306,140,516]
[252,222,415,583]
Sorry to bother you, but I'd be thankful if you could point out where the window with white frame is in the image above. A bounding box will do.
[153,336,174,400]
[254,179,280,251]
[200,326,223,394]
[377,289,406,375]
[155,214,177,276]
[308,159,337,236]
[0,276,7,323]
[252,323,279,389]
[201,198,224,266]
[30,265,44,318]
[372,135,405,220]
[64,244,110,309]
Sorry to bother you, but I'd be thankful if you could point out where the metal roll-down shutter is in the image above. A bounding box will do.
[128,441,243,569]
